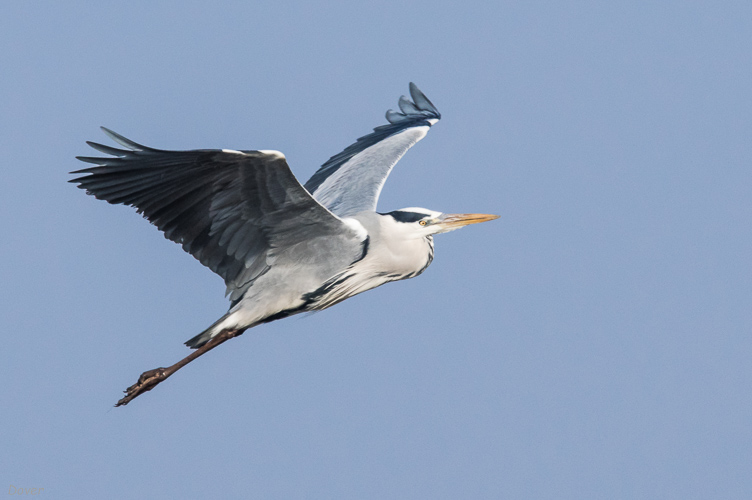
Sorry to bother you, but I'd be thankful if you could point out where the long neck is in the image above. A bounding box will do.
[359,213,435,279]
[304,213,434,310]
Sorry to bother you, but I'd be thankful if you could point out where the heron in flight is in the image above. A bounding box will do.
[71,83,498,406]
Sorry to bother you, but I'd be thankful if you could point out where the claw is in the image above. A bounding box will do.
[115,367,170,406]
[113,328,244,407]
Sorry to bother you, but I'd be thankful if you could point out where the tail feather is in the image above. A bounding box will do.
[185,313,233,349]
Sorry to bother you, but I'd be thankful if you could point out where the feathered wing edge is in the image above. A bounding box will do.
[72,128,371,348]
[303,83,441,214]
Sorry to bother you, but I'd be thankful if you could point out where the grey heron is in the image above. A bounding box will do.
[71,83,498,406]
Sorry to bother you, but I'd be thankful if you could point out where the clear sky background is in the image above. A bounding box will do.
[2,1,751,498]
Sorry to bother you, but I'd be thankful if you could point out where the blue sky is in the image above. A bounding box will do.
[2,1,752,498]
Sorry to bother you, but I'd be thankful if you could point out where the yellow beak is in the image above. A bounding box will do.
[438,213,500,229]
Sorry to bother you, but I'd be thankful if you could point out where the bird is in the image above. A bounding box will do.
[70,83,499,406]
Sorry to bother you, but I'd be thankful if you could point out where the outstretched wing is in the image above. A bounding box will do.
[71,128,365,304]
[304,83,441,218]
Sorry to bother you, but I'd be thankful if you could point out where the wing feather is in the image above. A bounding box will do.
[71,129,365,304]
[304,83,441,217]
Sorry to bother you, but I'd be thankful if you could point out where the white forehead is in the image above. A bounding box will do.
[398,207,443,218]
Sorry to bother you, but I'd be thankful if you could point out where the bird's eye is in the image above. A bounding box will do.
[419,220,427,226]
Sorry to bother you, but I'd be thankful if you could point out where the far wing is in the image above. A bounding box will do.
[71,128,365,304]
[304,83,441,218]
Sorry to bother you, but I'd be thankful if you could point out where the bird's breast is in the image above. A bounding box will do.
[303,236,434,311]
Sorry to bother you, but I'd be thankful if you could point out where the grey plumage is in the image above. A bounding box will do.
[71,83,498,405]
[304,82,441,217]
[72,136,365,306]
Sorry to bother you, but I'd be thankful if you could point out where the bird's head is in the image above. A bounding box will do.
[385,207,499,237]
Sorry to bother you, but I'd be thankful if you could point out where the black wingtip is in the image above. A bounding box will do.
[382,83,441,125]
[99,126,156,152]
[70,160,90,173]
[85,140,129,157]
[408,82,441,119]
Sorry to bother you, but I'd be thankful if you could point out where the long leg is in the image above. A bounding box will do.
[115,328,244,407]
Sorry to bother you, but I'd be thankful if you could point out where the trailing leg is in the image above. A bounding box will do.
[115,328,244,407]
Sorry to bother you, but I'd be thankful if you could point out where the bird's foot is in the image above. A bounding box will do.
[113,328,244,407]
[115,367,170,407]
